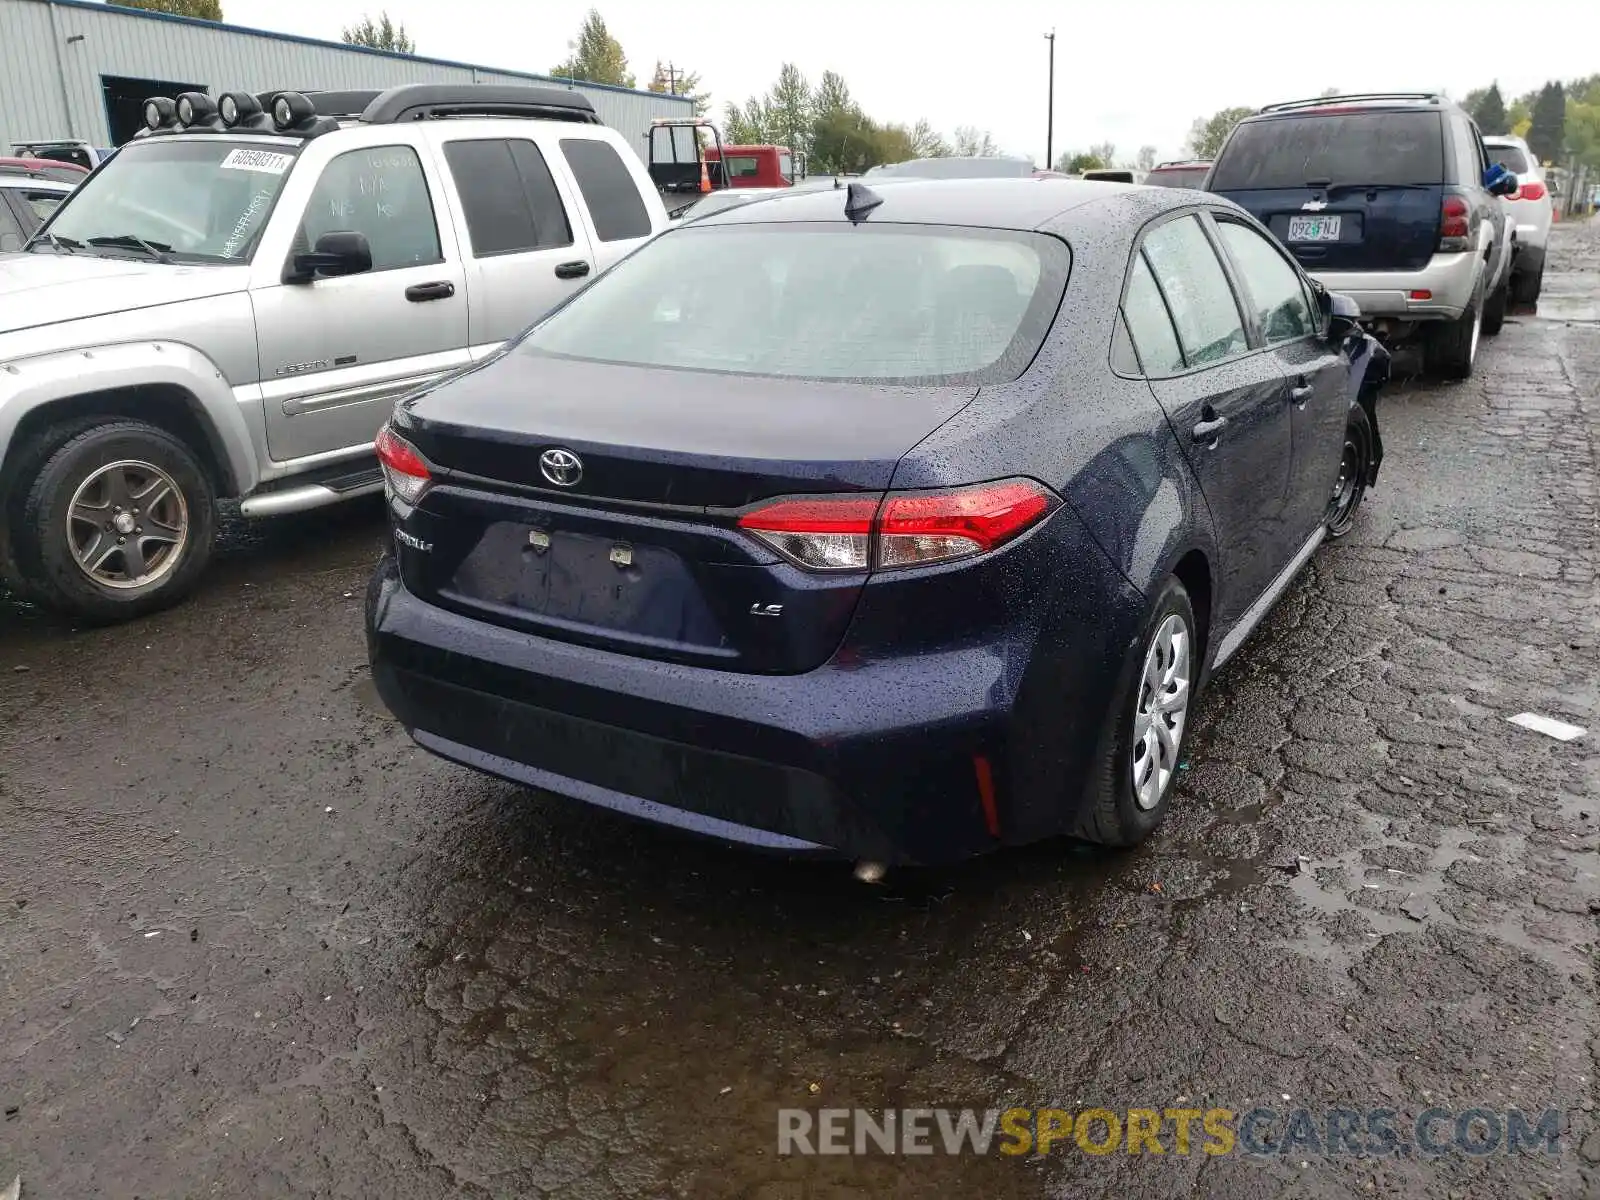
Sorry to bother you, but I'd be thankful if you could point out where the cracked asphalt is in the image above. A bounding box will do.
[3,219,1599,1200]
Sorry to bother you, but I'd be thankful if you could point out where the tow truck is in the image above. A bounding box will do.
[645,118,804,217]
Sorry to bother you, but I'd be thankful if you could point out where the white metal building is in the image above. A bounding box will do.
[0,0,691,159]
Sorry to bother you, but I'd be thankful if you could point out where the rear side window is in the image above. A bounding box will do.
[1210,111,1445,189]
[1486,144,1530,173]
[0,198,24,252]
[1215,221,1315,344]
[1140,216,1248,367]
[560,138,651,242]
[443,139,573,256]
[1121,254,1184,375]
[1149,167,1209,190]
[519,223,1070,385]
[19,189,65,224]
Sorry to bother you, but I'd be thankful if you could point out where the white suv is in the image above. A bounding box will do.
[1483,134,1552,304]
[0,84,669,621]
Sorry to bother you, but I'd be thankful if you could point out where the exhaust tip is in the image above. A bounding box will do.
[853,861,886,884]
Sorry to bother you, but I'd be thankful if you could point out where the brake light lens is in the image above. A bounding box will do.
[375,425,430,505]
[738,479,1058,571]
[1439,195,1470,251]
[1515,180,1547,202]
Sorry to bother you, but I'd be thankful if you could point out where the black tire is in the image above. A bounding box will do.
[1074,576,1198,848]
[1325,403,1373,541]
[1428,284,1482,381]
[1511,265,1543,306]
[1482,274,1508,336]
[13,419,216,623]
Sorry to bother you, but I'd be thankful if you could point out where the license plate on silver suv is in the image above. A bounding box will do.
[1287,215,1342,242]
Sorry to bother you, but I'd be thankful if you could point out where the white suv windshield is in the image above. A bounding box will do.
[37,138,298,262]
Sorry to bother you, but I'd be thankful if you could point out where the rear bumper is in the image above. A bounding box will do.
[1310,250,1479,322]
[367,555,1096,865]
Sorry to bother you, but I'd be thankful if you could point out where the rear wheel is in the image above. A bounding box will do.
[1325,403,1373,541]
[1482,274,1508,336]
[14,419,217,623]
[1511,264,1544,306]
[1428,288,1482,381]
[1074,577,1197,847]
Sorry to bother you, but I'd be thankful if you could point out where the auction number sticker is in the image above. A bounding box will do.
[220,148,293,175]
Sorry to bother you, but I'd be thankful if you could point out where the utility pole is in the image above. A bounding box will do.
[664,62,683,96]
[1044,30,1056,171]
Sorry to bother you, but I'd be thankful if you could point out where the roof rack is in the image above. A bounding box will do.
[259,84,600,125]
[1153,159,1209,168]
[133,83,603,144]
[1259,92,1446,114]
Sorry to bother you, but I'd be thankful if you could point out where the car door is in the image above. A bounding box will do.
[429,131,597,358]
[252,137,470,464]
[1210,214,1347,542]
[1126,212,1295,632]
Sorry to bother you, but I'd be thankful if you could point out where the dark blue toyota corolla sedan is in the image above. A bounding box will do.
[366,178,1389,866]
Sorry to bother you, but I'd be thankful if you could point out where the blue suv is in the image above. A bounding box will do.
[1207,93,1518,379]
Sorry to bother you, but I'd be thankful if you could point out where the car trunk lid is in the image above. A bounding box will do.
[392,353,977,674]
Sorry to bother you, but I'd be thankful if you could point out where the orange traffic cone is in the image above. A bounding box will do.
[699,156,712,193]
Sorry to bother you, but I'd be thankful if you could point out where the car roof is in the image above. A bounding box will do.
[1482,134,1528,146]
[683,177,1218,234]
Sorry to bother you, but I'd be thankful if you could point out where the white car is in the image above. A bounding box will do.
[1483,134,1552,304]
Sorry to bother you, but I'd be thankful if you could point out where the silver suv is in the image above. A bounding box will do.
[0,84,668,621]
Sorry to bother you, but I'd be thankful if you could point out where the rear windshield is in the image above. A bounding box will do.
[519,222,1069,385]
[1211,111,1444,189]
[1486,144,1530,173]
[1148,166,1209,189]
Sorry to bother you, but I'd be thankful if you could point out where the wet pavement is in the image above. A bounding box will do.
[3,222,1599,1200]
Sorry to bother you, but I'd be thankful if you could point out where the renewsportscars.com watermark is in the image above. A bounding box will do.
[777,1106,1564,1158]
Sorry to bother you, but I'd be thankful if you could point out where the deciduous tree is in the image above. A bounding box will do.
[952,126,1001,157]
[1184,105,1254,160]
[342,12,415,54]
[111,0,222,20]
[551,9,634,90]
[647,61,709,117]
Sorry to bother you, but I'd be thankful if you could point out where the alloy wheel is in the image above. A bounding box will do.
[1131,613,1191,811]
[66,459,189,589]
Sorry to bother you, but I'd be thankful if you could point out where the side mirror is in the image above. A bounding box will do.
[290,230,372,282]
[1482,163,1517,196]
[1320,287,1361,341]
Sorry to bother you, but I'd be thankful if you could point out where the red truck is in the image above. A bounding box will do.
[646,119,803,216]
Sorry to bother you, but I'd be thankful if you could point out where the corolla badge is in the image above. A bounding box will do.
[539,447,583,487]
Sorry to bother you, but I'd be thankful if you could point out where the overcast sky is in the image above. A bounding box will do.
[223,0,1599,163]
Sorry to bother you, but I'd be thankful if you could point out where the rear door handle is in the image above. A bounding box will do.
[1290,379,1315,406]
[555,260,591,280]
[404,281,455,302]
[1192,416,1228,445]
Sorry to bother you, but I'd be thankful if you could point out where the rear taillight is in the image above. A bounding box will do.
[375,425,430,505]
[1515,180,1547,202]
[1439,195,1470,252]
[737,479,1058,572]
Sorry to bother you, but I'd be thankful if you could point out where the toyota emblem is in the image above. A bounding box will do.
[539,447,583,487]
